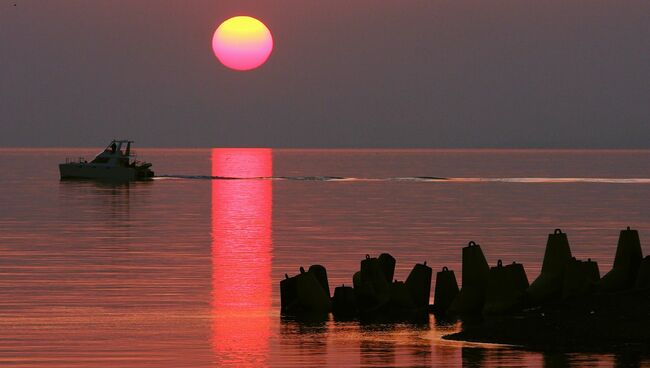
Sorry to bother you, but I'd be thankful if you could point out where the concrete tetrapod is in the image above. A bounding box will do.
[483,260,529,315]
[280,272,298,314]
[378,253,397,284]
[332,285,357,320]
[599,227,643,292]
[448,241,490,316]
[308,264,331,298]
[405,261,433,310]
[281,266,331,317]
[526,229,573,305]
[432,266,459,316]
[295,266,332,315]
[389,280,415,309]
[354,255,391,313]
[635,256,650,289]
[562,257,600,299]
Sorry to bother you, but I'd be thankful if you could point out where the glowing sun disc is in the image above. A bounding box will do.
[212,16,273,71]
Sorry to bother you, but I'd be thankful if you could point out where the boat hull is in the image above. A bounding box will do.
[59,163,142,181]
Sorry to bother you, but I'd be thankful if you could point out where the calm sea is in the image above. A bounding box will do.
[0,148,649,367]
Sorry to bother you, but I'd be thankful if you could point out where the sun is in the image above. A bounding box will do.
[212,16,273,71]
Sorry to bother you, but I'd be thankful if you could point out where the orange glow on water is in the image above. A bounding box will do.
[211,148,273,366]
[212,16,273,71]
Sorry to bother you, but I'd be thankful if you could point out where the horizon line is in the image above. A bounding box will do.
[1,146,650,152]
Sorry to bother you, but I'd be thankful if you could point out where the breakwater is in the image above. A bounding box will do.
[280,227,650,351]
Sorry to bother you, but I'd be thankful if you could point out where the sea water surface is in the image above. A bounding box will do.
[0,148,649,367]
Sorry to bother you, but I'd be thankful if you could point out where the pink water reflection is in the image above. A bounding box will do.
[211,148,273,367]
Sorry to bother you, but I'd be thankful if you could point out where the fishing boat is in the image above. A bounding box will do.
[59,140,154,181]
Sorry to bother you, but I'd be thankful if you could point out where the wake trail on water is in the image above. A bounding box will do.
[154,175,650,184]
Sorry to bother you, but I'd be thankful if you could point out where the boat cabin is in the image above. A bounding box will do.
[91,140,135,167]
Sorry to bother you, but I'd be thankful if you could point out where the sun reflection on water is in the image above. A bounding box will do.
[211,148,273,366]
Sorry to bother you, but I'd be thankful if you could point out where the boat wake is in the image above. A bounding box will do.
[155,175,650,184]
[449,177,650,184]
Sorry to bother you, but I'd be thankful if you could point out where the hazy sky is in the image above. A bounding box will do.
[1,0,649,148]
